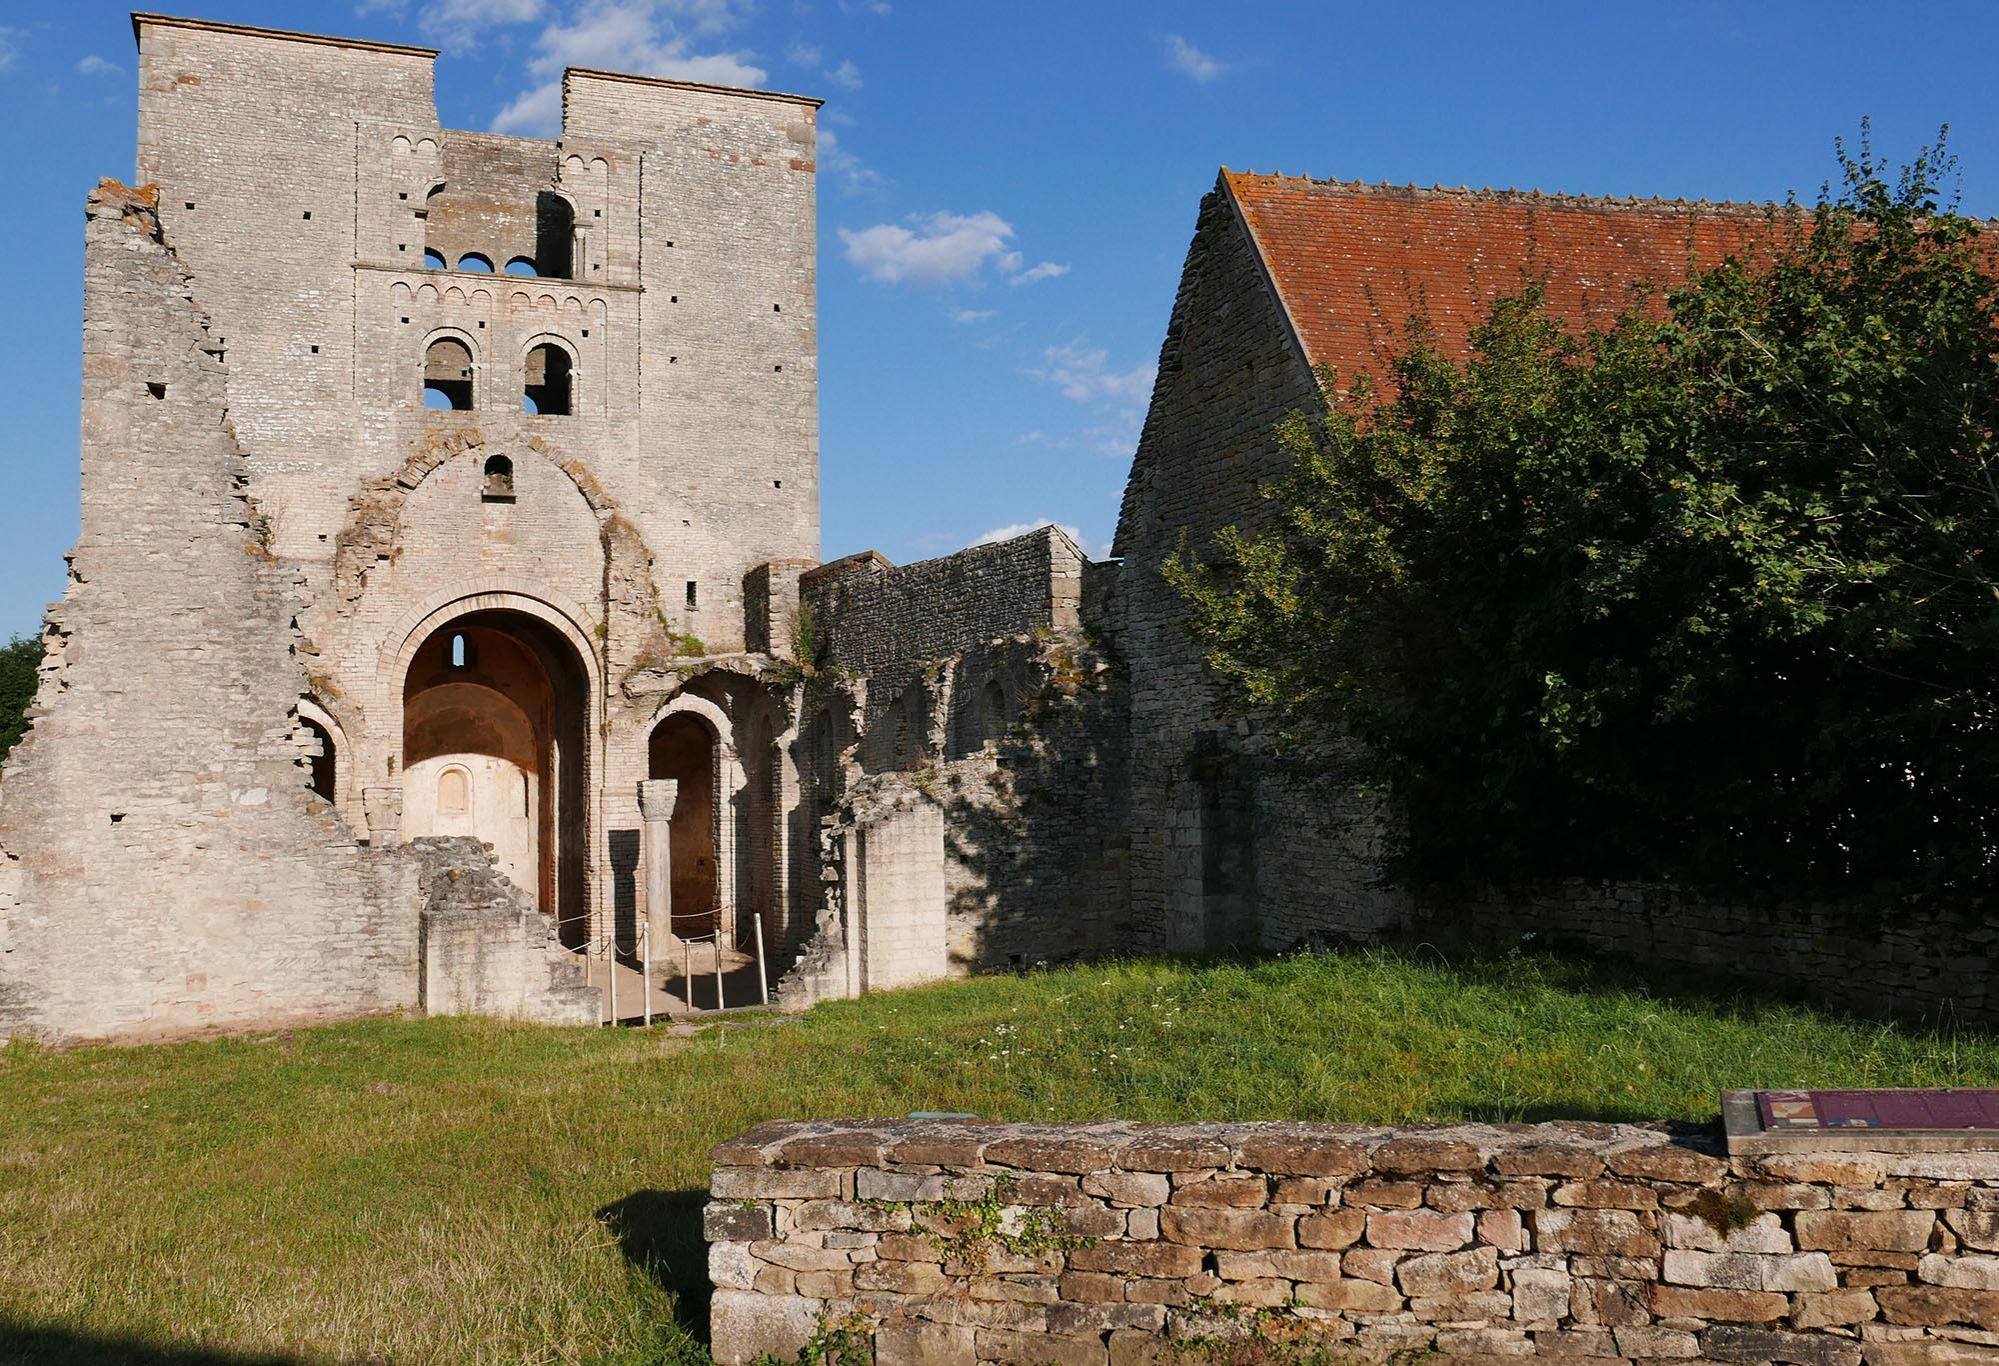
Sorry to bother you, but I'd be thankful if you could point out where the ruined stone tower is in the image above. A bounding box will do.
[0,14,831,1039]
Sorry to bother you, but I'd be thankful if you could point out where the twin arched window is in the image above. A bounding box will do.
[420,337,576,415]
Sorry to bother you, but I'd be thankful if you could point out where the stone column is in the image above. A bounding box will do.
[362,786,402,848]
[639,778,679,950]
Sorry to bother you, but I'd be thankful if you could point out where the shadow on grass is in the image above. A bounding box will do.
[0,1322,301,1366]
[598,1188,713,1342]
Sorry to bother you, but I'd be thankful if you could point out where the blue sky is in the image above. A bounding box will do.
[2,1,1996,640]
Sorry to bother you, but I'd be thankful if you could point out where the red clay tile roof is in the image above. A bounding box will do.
[1223,172,1792,391]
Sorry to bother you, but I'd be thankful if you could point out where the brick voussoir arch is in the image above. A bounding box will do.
[379,584,606,687]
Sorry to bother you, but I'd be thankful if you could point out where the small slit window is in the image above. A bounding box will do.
[423,337,475,410]
[482,455,515,503]
[523,343,573,416]
[505,257,540,277]
[456,252,494,273]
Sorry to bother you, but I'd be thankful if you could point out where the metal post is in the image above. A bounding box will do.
[715,930,726,1013]
[684,937,693,1013]
[753,910,770,1006]
[641,916,652,1028]
[607,930,617,1027]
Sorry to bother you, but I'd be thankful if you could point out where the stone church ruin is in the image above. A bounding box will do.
[1,14,1984,1043]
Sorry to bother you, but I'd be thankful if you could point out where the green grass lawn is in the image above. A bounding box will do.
[3,947,1996,1365]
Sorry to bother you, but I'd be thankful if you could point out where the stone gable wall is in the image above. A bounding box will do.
[1109,180,1406,959]
[709,1118,1999,1365]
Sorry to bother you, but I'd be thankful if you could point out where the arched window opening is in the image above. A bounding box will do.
[482,454,516,503]
[504,257,540,277]
[649,713,720,940]
[535,191,575,279]
[423,248,447,270]
[980,679,1008,742]
[456,252,494,273]
[438,766,470,816]
[524,343,573,416]
[301,715,336,802]
[423,337,474,410]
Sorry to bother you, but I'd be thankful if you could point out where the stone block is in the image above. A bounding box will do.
[1233,1132,1371,1177]
[1532,1208,1658,1258]
[976,1327,1107,1366]
[1297,1208,1366,1249]
[1755,1153,1889,1186]
[1790,1288,1880,1327]
[1951,1212,1999,1252]
[1212,1249,1345,1283]
[1612,1325,1700,1358]
[1663,1211,1791,1254]
[1925,1255,1999,1290]
[1118,1134,1234,1172]
[1553,1180,1659,1210]
[1367,1209,1473,1251]
[1344,1247,1402,1284]
[1511,1265,1572,1324]
[1160,1207,1293,1251]
[1604,1143,1728,1184]
[1647,1285,1788,1322]
[875,1318,976,1366]
[1398,1246,1499,1299]
[1082,1170,1170,1207]
[793,1199,914,1232]
[1578,1277,1651,1327]
[1492,1144,1606,1178]
[750,1239,853,1273]
[1477,1208,1526,1251]
[1067,1241,1207,1278]
[1169,1174,1268,1208]
[1697,1325,1862,1366]
[1374,1138,1483,1174]
[1662,1249,1838,1292]
[1292,1278,1403,1312]
[705,1202,775,1243]
[711,1289,822,1366]
[711,1167,846,1201]
[1877,1285,1999,1328]
[1348,1178,1425,1208]
[1435,1326,1533,1356]
[710,1241,758,1291]
[1059,1271,1123,1304]
[1797,1210,1937,1253]
[985,1137,1118,1175]
[1212,1278,1293,1308]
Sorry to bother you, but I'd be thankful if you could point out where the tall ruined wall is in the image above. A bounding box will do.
[710,1117,1999,1366]
[1110,179,1405,957]
[0,186,414,1043]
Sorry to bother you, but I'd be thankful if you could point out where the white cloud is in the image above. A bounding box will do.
[841,210,1014,286]
[828,58,862,90]
[951,308,996,325]
[76,54,120,77]
[971,519,1104,562]
[1008,260,1069,286]
[1164,33,1224,82]
[841,210,1066,289]
[815,127,883,195]
[786,38,822,67]
[0,28,23,73]
[1028,342,1152,404]
[493,1,767,134]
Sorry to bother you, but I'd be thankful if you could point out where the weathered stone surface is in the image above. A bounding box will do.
[1494,1144,1607,1179]
[706,1202,775,1243]
[711,1168,846,1201]
[1169,1174,1267,1208]
[1367,1209,1474,1251]
[712,1290,822,1366]
[1663,1211,1792,1254]
[1604,1143,1728,1184]
[1878,1285,1999,1328]
[1697,1325,1862,1366]
[1291,1278,1402,1312]
[1511,1265,1573,1323]
[1397,1246,1499,1298]
[975,1327,1105,1366]
[985,1137,1118,1174]
[1082,1170,1170,1207]
[1612,1325,1700,1358]
[1925,1255,1999,1290]
[1233,1132,1372,1177]
[1373,1138,1482,1174]
[1662,1250,1838,1293]
[1554,1180,1660,1210]
[1297,1208,1367,1249]
[1648,1285,1789,1322]
[1796,1210,1937,1253]
[1160,1207,1293,1251]
[1067,1241,1207,1278]
[1951,1212,1999,1252]
[1533,1209,1658,1258]
[1478,1208,1527,1251]
[875,1318,976,1366]
[1755,1153,1889,1186]
[1790,1288,1879,1327]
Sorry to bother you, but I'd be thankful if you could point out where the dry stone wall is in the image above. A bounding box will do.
[709,1118,1999,1365]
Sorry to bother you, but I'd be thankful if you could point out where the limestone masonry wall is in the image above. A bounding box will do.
[0,184,416,1042]
[709,1118,1999,1365]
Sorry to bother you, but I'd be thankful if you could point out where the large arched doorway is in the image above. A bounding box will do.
[402,610,591,946]
[648,713,719,941]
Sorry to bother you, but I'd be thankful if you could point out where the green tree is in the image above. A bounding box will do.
[0,633,40,762]
[1171,130,1999,902]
